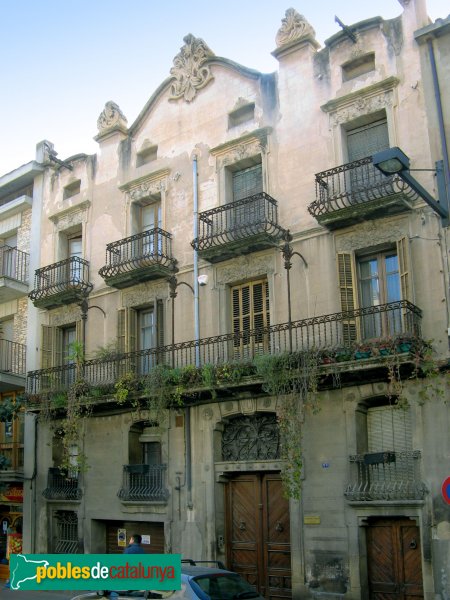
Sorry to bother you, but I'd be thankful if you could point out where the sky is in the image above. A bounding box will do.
[0,0,449,177]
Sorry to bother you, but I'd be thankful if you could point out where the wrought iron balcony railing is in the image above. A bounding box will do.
[117,464,168,502]
[99,228,177,289]
[345,450,427,501]
[42,467,82,500]
[308,156,420,229]
[0,246,29,284]
[27,300,422,395]
[0,442,24,471]
[29,257,93,309]
[0,340,26,375]
[192,192,286,262]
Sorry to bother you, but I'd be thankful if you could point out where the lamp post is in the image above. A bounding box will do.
[167,268,195,368]
[373,146,449,225]
[279,230,308,354]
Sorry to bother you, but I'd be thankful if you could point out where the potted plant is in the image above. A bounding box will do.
[354,342,372,360]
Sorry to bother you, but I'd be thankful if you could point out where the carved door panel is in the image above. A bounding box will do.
[366,518,423,599]
[226,473,291,600]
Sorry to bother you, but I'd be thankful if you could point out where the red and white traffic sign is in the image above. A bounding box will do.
[442,477,450,504]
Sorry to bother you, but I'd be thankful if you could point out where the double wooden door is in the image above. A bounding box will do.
[226,472,291,600]
[366,518,424,599]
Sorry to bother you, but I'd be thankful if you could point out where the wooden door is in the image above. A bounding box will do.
[366,518,423,599]
[226,473,291,600]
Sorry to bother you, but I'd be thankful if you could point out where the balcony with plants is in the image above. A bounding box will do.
[192,192,287,263]
[26,300,427,406]
[99,228,177,289]
[29,257,93,309]
[308,156,419,230]
[0,246,29,301]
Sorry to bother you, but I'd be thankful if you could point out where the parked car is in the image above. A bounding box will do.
[71,561,264,600]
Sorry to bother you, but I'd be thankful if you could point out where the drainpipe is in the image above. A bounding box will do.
[193,155,200,367]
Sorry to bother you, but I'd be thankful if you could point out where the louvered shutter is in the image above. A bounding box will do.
[117,308,137,353]
[41,326,54,369]
[232,280,269,359]
[156,300,164,348]
[117,309,126,354]
[347,120,389,162]
[396,237,411,303]
[337,253,359,344]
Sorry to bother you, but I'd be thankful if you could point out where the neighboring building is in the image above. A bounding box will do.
[0,149,45,562]
[16,0,450,598]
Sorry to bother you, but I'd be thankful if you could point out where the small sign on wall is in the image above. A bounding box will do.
[141,535,151,545]
[442,477,450,505]
[117,529,127,547]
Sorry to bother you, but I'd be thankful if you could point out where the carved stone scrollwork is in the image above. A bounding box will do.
[329,91,393,127]
[122,282,167,308]
[335,220,404,252]
[216,254,274,285]
[169,34,215,103]
[275,8,317,48]
[129,180,164,202]
[97,101,128,134]
[222,414,280,461]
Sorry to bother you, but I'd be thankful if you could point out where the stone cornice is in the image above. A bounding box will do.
[49,199,91,224]
[210,127,272,157]
[321,76,400,114]
[119,169,171,193]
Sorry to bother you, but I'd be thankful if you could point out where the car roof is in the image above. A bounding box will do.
[182,565,234,577]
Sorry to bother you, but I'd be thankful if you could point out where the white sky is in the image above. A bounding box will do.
[0,0,448,176]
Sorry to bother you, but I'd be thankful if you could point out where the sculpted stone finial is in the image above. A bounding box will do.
[275,8,317,48]
[169,34,215,103]
[97,101,128,134]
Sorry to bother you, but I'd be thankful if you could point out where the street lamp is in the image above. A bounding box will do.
[372,146,449,224]
[167,268,195,368]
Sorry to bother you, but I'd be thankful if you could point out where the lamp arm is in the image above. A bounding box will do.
[400,170,448,220]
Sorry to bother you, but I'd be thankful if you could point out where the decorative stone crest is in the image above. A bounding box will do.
[122,282,167,308]
[128,180,165,202]
[216,254,275,286]
[97,101,128,135]
[335,220,404,252]
[275,8,317,48]
[169,34,214,103]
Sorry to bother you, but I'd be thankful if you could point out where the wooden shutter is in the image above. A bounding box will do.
[117,308,138,353]
[156,300,164,348]
[337,252,359,344]
[347,119,389,161]
[368,405,412,453]
[41,326,54,369]
[231,279,269,358]
[396,237,411,303]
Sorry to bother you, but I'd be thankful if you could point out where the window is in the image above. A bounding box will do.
[232,163,263,202]
[63,180,81,200]
[140,201,162,255]
[0,393,24,470]
[68,236,82,282]
[117,302,164,372]
[52,510,79,553]
[342,53,375,82]
[228,103,255,128]
[347,118,389,162]
[41,322,82,370]
[337,238,411,343]
[231,279,269,359]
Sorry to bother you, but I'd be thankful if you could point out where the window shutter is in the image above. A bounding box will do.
[156,300,164,348]
[231,280,269,358]
[117,309,126,354]
[368,405,412,452]
[129,309,137,353]
[337,252,359,344]
[41,326,54,369]
[54,328,63,367]
[396,237,411,303]
[117,308,137,353]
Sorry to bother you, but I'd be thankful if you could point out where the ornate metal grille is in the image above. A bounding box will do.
[53,510,79,553]
[0,246,29,283]
[117,464,168,502]
[29,256,93,306]
[43,467,82,500]
[222,414,280,461]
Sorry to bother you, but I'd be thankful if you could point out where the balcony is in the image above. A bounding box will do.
[0,442,24,476]
[42,467,82,501]
[192,192,286,263]
[0,246,29,302]
[0,340,26,392]
[345,450,427,501]
[117,464,168,502]
[27,300,423,398]
[308,156,420,230]
[99,228,177,289]
[29,257,93,309]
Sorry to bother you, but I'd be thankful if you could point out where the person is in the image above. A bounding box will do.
[123,534,145,554]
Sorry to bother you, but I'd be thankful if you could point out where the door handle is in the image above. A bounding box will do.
[409,538,417,549]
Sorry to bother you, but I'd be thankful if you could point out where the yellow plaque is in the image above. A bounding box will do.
[304,515,321,524]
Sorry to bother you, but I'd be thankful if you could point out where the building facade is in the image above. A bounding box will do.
[14,1,450,598]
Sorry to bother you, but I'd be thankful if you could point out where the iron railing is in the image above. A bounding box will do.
[27,300,422,395]
[117,464,168,502]
[345,450,427,501]
[308,156,420,218]
[0,340,26,375]
[0,442,24,470]
[0,246,29,284]
[192,192,286,252]
[42,467,82,500]
[99,228,176,280]
[29,257,93,305]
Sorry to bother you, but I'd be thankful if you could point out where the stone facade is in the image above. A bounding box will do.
[16,2,450,598]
